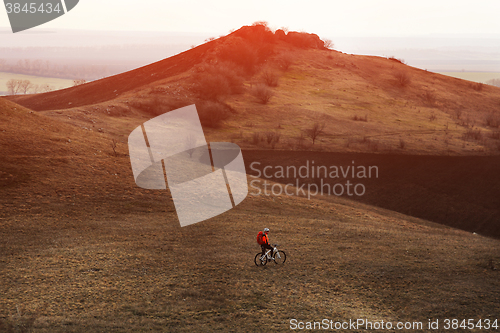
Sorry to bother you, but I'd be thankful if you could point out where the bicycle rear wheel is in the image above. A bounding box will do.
[254,253,267,266]
[274,250,286,264]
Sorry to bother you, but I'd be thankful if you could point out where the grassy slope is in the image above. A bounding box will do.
[1,182,499,332]
[0,97,499,332]
[214,48,500,155]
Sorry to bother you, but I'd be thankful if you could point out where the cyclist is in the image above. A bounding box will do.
[260,228,274,260]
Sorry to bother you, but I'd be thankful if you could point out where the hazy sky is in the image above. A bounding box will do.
[1,0,499,37]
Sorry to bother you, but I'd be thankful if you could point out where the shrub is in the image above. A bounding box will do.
[277,54,293,71]
[262,131,281,148]
[129,97,188,117]
[192,73,230,101]
[253,84,273,104]
[352,114,368,122]
[458,114,475,128]
[274,132,281,143]
[286,31,325,49]
[463,128,482,141]
[209,62,245,94]
[429,112,437,121]
[197,101,233,128]
[261,70,279,87]
[394,72,411,87]
[485,113,500,128]
[265,131,274,144]
[469,82,484,92]
[216,37,260,74]
[422,91,436,106]
[191,62,244,101]
[264,131,281,144]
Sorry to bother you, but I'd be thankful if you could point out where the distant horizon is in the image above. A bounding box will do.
[2,25,500,38]
[1,0,499,36]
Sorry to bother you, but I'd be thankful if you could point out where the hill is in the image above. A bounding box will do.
[0,97,169,221]
[6,24,500,156]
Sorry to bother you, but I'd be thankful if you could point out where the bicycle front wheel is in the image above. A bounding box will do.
[254,253,267,266]
[274,250,286,264]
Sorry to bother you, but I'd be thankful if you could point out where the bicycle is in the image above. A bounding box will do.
[254,244,287,266]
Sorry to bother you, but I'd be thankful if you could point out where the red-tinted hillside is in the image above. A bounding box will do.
[7,25,327,111]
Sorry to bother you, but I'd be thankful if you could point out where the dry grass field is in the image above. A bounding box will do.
[2,25,500,332]
[0,72,74,96]
[1,177,500,332]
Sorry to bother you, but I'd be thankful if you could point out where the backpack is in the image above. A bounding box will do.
[256,231,265,245]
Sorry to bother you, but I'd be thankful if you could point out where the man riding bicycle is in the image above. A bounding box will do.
[259,228,274,260]
[255,227,287,266]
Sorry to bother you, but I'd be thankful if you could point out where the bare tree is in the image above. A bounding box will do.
[305,121,326,144]
[6,79,23,95]
[19,80,33,94]
[6,79,17,95]
[323,39,334,49]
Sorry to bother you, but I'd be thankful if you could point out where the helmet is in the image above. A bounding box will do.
[263,228,269,233]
